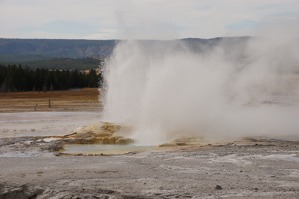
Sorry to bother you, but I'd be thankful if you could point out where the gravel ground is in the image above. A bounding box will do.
[0,112,298,198]
[0,112,101,138]
[0,137,298,199]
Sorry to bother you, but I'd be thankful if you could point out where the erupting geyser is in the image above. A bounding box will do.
[102,26,299,145]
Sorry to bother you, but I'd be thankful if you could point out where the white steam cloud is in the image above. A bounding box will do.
[102,25,299,145]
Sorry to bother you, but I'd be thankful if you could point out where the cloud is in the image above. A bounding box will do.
[0,0,298,39]
[17,21,98,35]
[226,20,260,31]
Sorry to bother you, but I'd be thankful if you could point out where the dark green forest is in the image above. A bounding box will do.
[0,57,103,70]
[0,64,102,92]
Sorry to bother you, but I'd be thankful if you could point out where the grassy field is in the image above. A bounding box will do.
[0,88,101,112]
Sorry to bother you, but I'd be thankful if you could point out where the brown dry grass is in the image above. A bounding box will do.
[0,88,102,112]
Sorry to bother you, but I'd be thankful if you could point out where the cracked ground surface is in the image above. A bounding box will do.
[0,111,298,198]
[0,137,298,199]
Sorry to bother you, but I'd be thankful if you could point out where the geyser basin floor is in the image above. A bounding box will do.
[0,137,298,198]
[0,112,101,138]
[62,144,156,155]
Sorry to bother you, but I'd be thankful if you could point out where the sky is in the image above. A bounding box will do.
[0,0,298,39]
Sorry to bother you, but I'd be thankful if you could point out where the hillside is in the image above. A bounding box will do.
[0,39,115,69]
[16,57,102,70]
[0,39,116,60]
[0,37,250,69]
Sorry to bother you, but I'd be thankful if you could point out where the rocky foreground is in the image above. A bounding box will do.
[0,136,298,199]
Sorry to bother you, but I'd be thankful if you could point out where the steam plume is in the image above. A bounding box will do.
[102,26,299,145]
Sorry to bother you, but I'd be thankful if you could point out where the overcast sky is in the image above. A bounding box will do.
[0,0,298,39]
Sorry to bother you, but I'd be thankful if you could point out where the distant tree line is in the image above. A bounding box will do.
[7,57,103,70]
[0,64,102,92]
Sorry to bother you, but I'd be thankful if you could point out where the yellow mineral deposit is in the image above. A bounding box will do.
[64,122,134,145]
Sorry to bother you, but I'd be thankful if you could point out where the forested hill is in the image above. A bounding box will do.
[0,39,115,69]
[0,37,250,70]
[0,39,116,60]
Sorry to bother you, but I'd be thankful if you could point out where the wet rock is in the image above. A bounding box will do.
[0,184,44,199]
[176,142,186,146]
[61,122,134,146]
[115,138,134,145]
[97,188,115,194]
[109,136,116,143]
[122,195,146,199]
[101,136,110,144]
[215,185,222,190]
[0,183,5,193]
[158,143,176,147]
[45,142,64,152]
